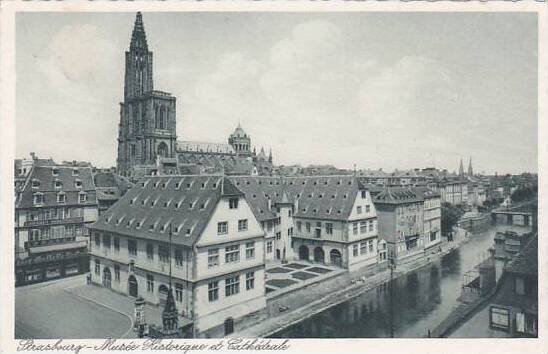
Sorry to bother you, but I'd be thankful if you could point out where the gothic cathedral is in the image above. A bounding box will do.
[117,12,177,177]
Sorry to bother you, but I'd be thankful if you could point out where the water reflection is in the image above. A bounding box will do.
[272,224,531,338]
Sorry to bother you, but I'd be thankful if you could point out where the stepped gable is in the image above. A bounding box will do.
[92,175,241,246]
[16,166,96,209]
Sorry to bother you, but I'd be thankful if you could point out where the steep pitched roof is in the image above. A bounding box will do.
[229,176,370,222]
[16,166,97,209]
[413,186,440,199]
[91,175,240,246]
[373,186,424,205]
[505,234,537,276]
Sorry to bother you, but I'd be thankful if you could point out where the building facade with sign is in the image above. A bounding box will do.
[14,165,98,286]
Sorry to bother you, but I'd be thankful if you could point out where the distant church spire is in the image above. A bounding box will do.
[467,156,473,176]
[458,158,464,176]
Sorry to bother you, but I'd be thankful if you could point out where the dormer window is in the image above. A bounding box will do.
[151,199,157,206]
[52,168,59,176]
[229,197,239,209]
[162,182,167,189]
[175,182,181,189]
[189,202,194,210]
[185,228,191,237]
[154,181,160,188]
[54,180,62,188]
[31,179,40,188]
[75,179,82,188]
[186,183,192,189]
[57,193,66,204]
[136,221,142,228]
[141,200,146,205]
[212,183,217,189]
[33,193,44,205]
[160,224,166,232]
[149,224,155,231]
[72,169,79,176]
[164,200,171,208]
[201,182,206,189]
[200,203,206,210]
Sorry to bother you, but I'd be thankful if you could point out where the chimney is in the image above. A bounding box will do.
[267,198,272,211]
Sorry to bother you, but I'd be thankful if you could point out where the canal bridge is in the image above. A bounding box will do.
[491,201,536,227]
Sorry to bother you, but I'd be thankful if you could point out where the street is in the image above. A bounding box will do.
[15,275,132,339]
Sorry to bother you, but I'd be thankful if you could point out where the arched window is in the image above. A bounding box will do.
[224,317,234,335]
[157,142,168,158]
[128,275,138,297]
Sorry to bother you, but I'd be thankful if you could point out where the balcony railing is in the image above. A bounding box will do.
[24,217,84,227]
[25,236,86,249]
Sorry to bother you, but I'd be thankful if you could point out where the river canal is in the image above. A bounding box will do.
[271,224,531,338]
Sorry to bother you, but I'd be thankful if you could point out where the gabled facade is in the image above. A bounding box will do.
[14,165,98,286]
[89,175,266,337]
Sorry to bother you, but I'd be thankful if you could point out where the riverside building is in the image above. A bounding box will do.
[89,175,267,337]
[230,176,380,271]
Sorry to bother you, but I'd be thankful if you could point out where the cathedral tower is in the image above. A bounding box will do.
[117,12,177,178]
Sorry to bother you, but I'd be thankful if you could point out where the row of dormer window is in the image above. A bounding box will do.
[141,179,219,190]
[31,179,82,189]
[33,192,87,205]
[104,214,193,236]
[130,195,210,211]
[50,168,80,176]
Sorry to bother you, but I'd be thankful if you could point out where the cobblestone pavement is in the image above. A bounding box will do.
[15,275,132,339]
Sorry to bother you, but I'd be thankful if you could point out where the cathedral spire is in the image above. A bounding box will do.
[468,156,473,176]
[130,12,148,51]
[458,158,464,176]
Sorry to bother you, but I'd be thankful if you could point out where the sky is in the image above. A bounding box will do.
[16,12,538,174]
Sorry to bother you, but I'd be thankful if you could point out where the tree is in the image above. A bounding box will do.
[441,202,464,236]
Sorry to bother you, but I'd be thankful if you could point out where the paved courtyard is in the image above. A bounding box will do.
[265,261,342,296]
[15,275,132,339]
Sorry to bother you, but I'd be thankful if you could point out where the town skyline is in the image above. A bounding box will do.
[16,12,537,174]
